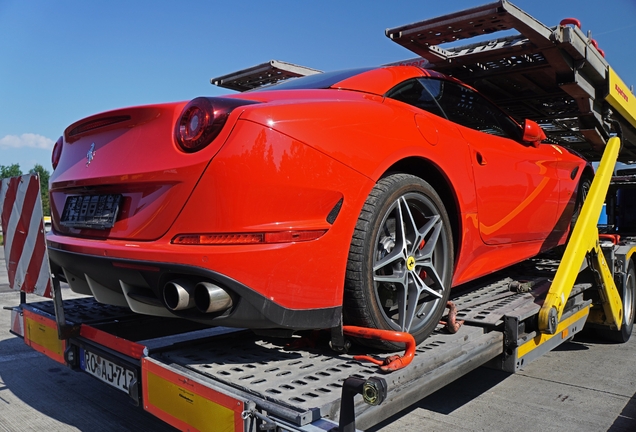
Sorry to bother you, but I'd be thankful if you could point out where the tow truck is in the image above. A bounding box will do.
[4,1,636,431]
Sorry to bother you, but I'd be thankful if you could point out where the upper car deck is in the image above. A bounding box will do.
[385,0,636,163]
[212,1,636,163]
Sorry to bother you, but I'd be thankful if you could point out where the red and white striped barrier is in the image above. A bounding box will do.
[0,174,52,298]
[10,307,24,337]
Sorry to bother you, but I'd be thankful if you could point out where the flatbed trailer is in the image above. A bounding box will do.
[8,241,634,432]
[5,1,636,431]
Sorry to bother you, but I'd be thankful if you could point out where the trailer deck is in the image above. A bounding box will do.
[13,248,596,431]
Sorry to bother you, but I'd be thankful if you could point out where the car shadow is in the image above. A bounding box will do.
[367,364,510,431]
[608,393,636,431]
[552,331,594,351]
[0,336,176,431]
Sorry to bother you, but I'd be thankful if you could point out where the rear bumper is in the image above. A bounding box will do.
[48,247,341,330]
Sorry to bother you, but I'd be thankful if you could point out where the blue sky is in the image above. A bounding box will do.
[1,0,635,173]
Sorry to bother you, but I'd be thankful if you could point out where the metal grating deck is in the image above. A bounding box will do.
[24,298,211,342]
[25,297,136,324]
[158,325,501,427]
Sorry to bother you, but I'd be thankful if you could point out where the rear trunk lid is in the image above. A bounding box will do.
[50,102,236,241]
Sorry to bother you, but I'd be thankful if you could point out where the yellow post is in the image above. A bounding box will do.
[538,137,623,333]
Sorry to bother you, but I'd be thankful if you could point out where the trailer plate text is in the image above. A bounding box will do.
[80,348,135,393]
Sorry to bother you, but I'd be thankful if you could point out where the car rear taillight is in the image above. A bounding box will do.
[171,230,327,245]
[175,97,260,152]
[51,136,63,169]
[175,97,214,151]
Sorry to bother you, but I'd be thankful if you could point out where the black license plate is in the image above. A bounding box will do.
[60,194,121,229]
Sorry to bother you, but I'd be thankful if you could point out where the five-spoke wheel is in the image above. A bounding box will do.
[344,174,453,350]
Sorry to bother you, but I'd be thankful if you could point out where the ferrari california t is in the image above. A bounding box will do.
[47,65,591,348]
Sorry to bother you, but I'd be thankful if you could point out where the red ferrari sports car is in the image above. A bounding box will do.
[47,65,591,348]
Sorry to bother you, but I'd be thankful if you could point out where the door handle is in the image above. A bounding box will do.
[476,152,487,166]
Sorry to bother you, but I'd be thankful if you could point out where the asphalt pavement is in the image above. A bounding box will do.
[1,246,636,431]
[0,246,175,431]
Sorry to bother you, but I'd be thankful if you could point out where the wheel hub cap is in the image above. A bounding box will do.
[406,256,416,271]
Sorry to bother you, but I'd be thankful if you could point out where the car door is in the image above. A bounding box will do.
[421,78,561,245]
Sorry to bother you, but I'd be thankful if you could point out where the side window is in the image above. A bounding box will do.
[422,78,521,140]
[385,79,446,118]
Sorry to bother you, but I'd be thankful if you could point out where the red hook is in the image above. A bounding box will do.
[599,234,621,245]
[343,325,416,372]
[560,18,581,29]
[439,301,464,333]
[559,18,604,58]
[589,39,605,58]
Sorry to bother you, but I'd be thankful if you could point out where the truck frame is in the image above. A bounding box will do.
[5,1,636,431]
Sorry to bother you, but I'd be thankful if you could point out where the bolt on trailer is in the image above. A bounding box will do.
[4,1,636,431]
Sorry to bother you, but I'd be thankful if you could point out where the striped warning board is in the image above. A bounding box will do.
[0,174,52,297]
[10,307,24,337]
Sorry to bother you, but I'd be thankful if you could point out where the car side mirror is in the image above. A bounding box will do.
[522,119,547,147]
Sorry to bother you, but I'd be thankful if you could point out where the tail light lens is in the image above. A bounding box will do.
[175,97,259,152]
[51,136,63,169]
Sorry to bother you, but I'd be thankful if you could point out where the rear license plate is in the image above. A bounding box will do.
[80,348,135,393]
[60,194,121,229]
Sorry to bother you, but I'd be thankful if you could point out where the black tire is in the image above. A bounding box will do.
[599,260,636,343]
[569,175,592,237]
[344,174,454,350]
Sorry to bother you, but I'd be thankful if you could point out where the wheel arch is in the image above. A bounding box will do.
[380,156,461,263]
[582,164,595,182]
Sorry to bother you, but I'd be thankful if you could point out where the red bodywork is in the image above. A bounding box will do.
[47,66,588,330]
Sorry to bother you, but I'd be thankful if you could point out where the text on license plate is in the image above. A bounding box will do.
[60,194,121,229]
[80,348,135,393]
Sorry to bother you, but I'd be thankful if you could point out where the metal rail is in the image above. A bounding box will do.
[211,60,322,91]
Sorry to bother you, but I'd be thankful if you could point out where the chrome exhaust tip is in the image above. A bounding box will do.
[163,279,196,311]
[194,282,233,313]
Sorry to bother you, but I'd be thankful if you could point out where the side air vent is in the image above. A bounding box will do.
[326,198,344,224]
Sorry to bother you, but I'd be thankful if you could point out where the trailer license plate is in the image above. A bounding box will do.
[80,348,135,393]
[60,194,121,229]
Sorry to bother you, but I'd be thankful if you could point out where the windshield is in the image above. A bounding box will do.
[253,67,374,91]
